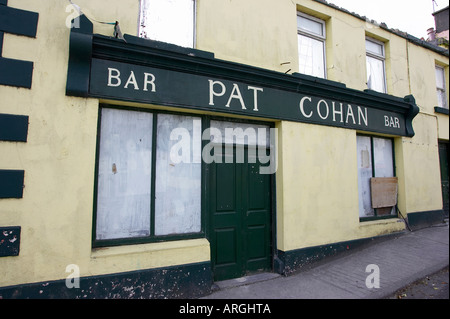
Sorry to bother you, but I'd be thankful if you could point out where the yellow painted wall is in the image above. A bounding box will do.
[197,0,298,73]
[400,114,443,213]
[0,0,209,287]
[0,0,448,287]
[275,122,406,252]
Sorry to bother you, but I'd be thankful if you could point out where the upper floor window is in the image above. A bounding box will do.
[435,65,448,109]
[366,38,387,93]
[297,12,326,78]
[139,0,195,48]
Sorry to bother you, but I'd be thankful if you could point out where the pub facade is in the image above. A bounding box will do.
[0,0,448,298]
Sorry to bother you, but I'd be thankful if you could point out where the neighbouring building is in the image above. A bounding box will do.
[0,0,448,298]
[427,5,449,49]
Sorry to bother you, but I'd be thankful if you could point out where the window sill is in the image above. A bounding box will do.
[91,238,210,259]
[359,216,403,226]
[435,107,449,115]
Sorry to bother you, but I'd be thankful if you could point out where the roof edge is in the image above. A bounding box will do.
[312,0,449,57]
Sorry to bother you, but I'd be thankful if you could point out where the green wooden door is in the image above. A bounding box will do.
[209,145,272,281]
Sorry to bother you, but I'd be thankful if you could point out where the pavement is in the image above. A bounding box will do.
[201,220,449,299]
[388,266,449,299]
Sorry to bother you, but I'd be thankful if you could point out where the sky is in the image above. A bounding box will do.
[325,0,449,39]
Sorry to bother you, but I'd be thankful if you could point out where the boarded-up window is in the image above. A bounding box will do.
[95,108,202,244]
[96,108,153,240]
[155,114,201,235]
[357,135,396,219]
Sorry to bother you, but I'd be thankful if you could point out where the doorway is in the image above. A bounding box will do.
[208,121,273,282]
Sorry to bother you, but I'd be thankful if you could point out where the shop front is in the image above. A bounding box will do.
[65,14,420,289]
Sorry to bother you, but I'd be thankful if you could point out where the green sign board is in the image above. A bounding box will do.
[90,58,410,136]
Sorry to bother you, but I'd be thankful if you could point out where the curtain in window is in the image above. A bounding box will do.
[366,56,385,93]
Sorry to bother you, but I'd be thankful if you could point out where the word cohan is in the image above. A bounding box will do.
[299,95,368,126]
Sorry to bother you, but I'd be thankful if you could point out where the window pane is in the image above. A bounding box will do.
[139,0,194,48]
[437,89,447,109]
[366,39,383,56]
[373,138,394,177]
[436,67,445,89]
[366,55,386,93]
[298,15,323,36]
[298,34,325,78]
[155,114,201,235]
[357,136,374,217]
[373,137,395,215]
[96,109,153,240]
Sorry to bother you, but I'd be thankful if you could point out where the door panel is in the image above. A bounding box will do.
[242,156,271,274]
[215,228,237,264]
[216,163,236,212]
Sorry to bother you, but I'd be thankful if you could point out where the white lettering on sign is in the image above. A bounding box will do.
[100,64,404,135]
[248,86,264,111]
[299,96,313,118]
[332,101,344,123]
[208,79,263,112]
[299,95,368,127]
[317,99,329,120]
[107,68,156,92]
[226,83,247,110]
[384,115,400,128]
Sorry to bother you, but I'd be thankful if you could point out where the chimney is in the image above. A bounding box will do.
[427,27,436,40]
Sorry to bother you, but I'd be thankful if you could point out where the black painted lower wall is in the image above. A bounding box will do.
[407,210,445,230]
[276,212,446,275]
[0,262,212,299]
[276,231,406,276]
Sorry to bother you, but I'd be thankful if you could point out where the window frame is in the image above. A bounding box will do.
[297,11,327,79]
[435,65,448,109]
[138,0,197,48]
[92,105,207,248]
[357,134,397,222]
[365,37,387,94]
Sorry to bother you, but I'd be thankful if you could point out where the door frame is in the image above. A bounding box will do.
[438,140,449,218]
[203,115,278,281]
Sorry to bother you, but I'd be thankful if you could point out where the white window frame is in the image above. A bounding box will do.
[138,0,196,48]
[435,65,448,109]
[297,12,327,79]
[365,37,387,93]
